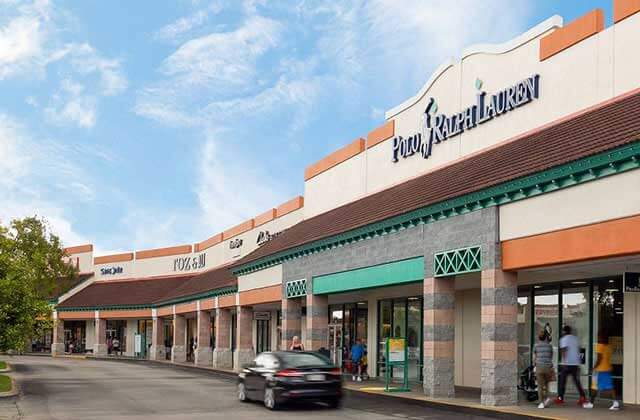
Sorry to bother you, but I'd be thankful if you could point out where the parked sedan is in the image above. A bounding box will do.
[237,351,343,410]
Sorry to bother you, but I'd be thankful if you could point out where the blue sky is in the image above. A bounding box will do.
[0,0,614,254]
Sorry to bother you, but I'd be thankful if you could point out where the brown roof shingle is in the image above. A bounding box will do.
[234,90,640,268]
[153,265,236,303]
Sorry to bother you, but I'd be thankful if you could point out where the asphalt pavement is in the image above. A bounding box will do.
[0,355,500,420]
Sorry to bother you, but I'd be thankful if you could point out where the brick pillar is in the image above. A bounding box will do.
[234,306,254,371]
[423,276,455,398]
[172,314,186,363]
[480,269,518,406]
[93,318,107,356]
[281,297,301,349]
[51,317,65,356]
[212,308,232,369]
[306,294,328,351]
[149,317,165,361]
[195,310,212,366]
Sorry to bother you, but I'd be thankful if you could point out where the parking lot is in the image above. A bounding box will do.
[0,356,499,420]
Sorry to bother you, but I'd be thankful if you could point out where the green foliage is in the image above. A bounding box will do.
[0,361,6,370]
[0,374,11,392]
[0,217,77,351]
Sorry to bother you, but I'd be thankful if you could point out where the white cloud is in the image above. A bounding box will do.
[44,78,97,128]
[154,1,224,42]
[0,111,93,247]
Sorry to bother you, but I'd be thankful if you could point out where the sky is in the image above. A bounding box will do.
[0,0,614,255]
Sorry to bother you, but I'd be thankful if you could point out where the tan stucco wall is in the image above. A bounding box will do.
[455,288,481,388]
[64,250,93,274]
[499,169,640,241]
[238,265,282,292]
[623,292,640,404]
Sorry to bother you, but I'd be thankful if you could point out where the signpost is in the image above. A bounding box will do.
[624,272,640,292]
[384,337,410,392]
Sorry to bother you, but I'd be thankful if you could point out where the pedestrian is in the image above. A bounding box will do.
[289,336,304,351]
[583,329,620,411]
[555,325,587,405]
[351,339,365,381]
[112,337,120,356]
[534,330,555,408]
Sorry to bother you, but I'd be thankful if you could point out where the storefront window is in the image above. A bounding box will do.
[328,303,367,373]
[517,292,531,374]
[64,321,86,353]
[562,285,590,390]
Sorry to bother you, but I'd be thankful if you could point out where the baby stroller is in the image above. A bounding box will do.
[518,365,538,402]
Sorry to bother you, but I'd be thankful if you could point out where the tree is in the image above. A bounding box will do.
[0,217,77,351]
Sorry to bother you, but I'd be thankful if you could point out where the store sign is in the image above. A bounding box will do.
[387,338,406,363]
[173,253,206,272]
[253,311,271,321]
[229,238,243,249]
[256,230,281,246]
[392,74,540,163]
[100,266,123,276]
[624,272,640,292]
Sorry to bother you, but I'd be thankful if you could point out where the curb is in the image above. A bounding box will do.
[85,356,237,380]
[0,361,11,373]
[0,377,19,399]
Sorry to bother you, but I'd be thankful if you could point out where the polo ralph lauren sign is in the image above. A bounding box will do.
[392,74,540,162]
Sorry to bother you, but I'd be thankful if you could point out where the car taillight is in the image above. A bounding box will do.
[275,369,304,377]
[329,368,342,375]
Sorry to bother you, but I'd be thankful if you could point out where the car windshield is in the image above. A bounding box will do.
[278,352,331,368]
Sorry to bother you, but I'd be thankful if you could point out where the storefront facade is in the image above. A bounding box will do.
[53,0,640,408]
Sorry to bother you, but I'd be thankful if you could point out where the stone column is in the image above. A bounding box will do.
[306,293,328,351]
[93,318,108,356]
[51,317,65,356]
[195,310,213,366]
[234,306,254,370]
[212,308,232,369]
[172,314,186,363]
[480,269,518,406]
[281,297,301,349]
[149,317,165,361]
[423,276,455,398]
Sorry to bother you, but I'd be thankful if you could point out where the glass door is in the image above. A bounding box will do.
[534,287,559,392]
[407,297,422,381]
[256,319,270,354]
[562,285,590,392]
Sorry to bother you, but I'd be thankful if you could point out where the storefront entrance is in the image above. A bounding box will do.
[256,319,270,354]
[378,296,423,383]
[518,277,624,396]
[106,320,127,355]
[163,319,173,360]
[64,321,86,353]
[136,320,152,359]
[328,302,367,373]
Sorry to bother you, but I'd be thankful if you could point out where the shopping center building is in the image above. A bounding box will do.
[52,0,640,407]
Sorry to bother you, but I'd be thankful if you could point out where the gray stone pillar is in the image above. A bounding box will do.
[93,318,108,356]
[195,309,212,367]
[51,318,65,356]
[480,269,518,406]
[149,317,165,361]
[281,297,301,349]
[172,314,186,363]
[234,306,255,371]
[423,276,455,398]
[212,308,232,369]
[306,293,328,351]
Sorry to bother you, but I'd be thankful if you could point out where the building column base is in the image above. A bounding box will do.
[93,343,108,357]
[481,359,518,406]
[51,342,65,356]
[171,345,186,363]
[212,348,232,369]
[234,349,255,372]
[149,345,166,361]
[423,358,455,398]
[194,346,213,367]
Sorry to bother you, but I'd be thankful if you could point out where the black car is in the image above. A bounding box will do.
[237,351,343,410]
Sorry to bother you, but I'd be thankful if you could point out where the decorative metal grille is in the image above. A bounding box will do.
[285,278,307,298]
[434,246,481,277]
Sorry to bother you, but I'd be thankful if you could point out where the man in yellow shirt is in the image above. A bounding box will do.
[582,329,620,411]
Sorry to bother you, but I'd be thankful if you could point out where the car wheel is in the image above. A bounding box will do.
[238,383,249,402]
[327,397,342,409]
[263,387,278,410]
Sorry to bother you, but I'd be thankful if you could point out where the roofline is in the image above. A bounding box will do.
[232,140,640,276]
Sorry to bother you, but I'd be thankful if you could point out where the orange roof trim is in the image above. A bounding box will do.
[304,138,365,181]
[135,244,193,260]
[614,0,640,23]
[539,9,604,61]
[254,208,277,227]
[366,120,395,149]
[276,196,304,218]
[194,233,223,252]
[64,244,93,254]
[223,219,255,240]
[94,252,134,265]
